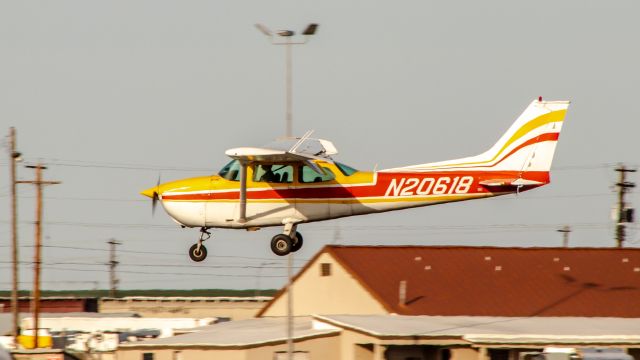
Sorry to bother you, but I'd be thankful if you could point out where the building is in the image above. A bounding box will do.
[99,296,271,320]
[259,246,640,317]
[116,315,640,360]
[0,297,98,314]
[117,317,340,360]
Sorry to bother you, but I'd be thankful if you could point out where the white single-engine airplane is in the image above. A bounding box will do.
[142,98,570,261]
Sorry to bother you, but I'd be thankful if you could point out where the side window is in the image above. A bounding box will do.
[299,166,335,183]
[253,164,293,183]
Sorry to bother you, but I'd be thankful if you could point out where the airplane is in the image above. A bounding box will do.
[141,98,570,261]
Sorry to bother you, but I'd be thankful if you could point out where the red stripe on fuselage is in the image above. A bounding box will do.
[161,170,549,201]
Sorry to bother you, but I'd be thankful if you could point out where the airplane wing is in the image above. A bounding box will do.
[224,131,337,223]
[225,130,338,164]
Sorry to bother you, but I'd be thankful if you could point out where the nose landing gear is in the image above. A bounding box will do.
[189,227,210,262]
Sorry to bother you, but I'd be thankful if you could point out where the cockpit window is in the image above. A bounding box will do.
[253,164,293,183]
[300,166,335,183]
[335,162,358,176]
[218,160,241,181]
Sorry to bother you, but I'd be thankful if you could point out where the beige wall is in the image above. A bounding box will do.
[452,348,481,360]
[117,348,246,360]
[116,334,339,360]
[261,253,388,316]
[245,335,340,360]
[100,299,268,320]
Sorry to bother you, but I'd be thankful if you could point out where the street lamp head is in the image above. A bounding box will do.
[302,23,318,35]
[12,151,22,162]
[255,23,272,37]
[276,30,295,37]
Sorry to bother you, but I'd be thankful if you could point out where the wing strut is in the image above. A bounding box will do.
[238,162,248,223]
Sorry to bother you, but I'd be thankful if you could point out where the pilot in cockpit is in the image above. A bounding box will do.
[259,165,278,183]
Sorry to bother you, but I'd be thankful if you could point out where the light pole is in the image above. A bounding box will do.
[256,23,318,360]
[255,23,318,138]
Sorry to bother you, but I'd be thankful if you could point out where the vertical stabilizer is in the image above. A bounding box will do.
[381,99,570,173]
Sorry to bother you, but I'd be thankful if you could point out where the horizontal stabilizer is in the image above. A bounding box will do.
[479,178,544,187]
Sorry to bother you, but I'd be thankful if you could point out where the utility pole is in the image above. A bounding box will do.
[8,127,22,341]
[557,226,571,248]
[614,164,636,247]
[107,239,121,297]
[17,163,60,348]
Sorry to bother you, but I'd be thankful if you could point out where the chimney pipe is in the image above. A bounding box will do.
[399,280,407,306]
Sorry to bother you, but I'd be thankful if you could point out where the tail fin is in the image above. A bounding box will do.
[381,98,570,173]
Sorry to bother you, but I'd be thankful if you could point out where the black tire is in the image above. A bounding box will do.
[291,232,304,252]
[270,234,292,256]
[189,244,208,262]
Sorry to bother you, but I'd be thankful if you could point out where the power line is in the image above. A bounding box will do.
[0,260,302,270]
[0,244,311,262]
[11,158,214,172]
[36,265,288,278]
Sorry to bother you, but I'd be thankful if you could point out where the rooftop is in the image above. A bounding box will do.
[263,246,640,317]
[119,317,339,348]
[315,314,640,345]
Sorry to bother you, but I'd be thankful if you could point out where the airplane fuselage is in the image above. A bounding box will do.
[153,162,546,229]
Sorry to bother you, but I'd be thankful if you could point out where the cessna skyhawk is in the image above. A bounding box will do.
[141,98,570,261]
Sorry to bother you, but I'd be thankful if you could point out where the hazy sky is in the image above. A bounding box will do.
[1,0,639,291]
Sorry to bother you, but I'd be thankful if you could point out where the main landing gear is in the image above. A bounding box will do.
[270,222,303,256]
[271,232,303,256]
[189,227,210,262]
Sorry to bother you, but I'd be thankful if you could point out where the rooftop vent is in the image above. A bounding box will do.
[484,256,492,261]
[622,258,629,263]
[563,266,571,271]
[424,265,432,270]
[398,280,407,306]
[553,257,560,262]
[495,266,502,271]
[414,256,422,261]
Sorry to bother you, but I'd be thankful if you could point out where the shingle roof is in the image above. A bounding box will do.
[325,246,640,317]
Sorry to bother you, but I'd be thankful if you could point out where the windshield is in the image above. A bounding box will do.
[218,160,241,181]
[335,162,358,176]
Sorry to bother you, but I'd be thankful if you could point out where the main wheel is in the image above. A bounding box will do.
[291,232,304,252]
[270,234,293,256]
[189,244,208,262]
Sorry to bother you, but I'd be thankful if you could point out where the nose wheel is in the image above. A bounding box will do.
[189,227,210,262]
[189,243,208,262]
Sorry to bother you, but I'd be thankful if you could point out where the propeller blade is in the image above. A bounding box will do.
[152,174,161,216]
[152,192,159,215]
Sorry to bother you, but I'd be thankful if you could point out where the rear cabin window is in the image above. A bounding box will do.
[253,164,293,183]
[299,166,335,183]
